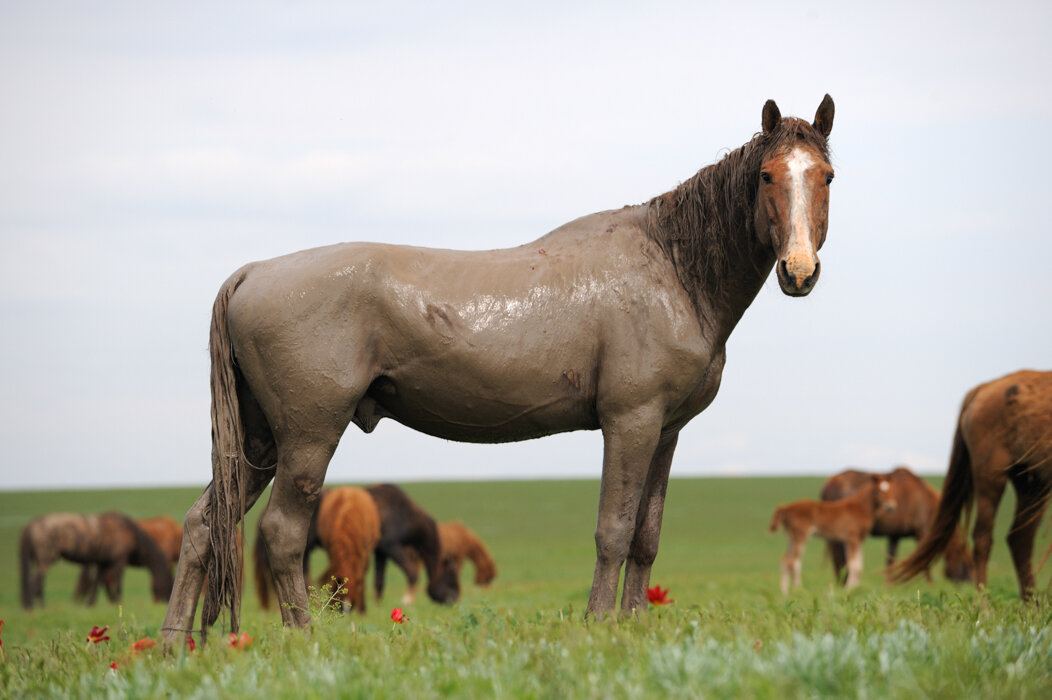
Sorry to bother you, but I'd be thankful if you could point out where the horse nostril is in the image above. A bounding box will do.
[779,259,790,279]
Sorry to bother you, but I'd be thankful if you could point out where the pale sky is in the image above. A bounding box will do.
[1,1,1050,490]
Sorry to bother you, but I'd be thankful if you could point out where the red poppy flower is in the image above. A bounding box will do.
[131,637,155,654]
[110,662,118,671]
[0,619,4,648]
[87,625,111,644]
[186,634,196,652]
[390,607,409,624]
[646,585,674,606]
[227,631,252,650]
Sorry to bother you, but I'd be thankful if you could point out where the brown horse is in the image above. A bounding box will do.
[162,95,836,644]
[894,370,1052,600]
[314,487,381,613]
[75,515,184,602]
[821,467,973,583]
[20,512,174,609]
[770,475,895,593]
[400,522,497,604]
[253,483,458,610]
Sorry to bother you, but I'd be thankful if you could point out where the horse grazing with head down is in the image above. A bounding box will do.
[162,95,836,645]
[253,483,457,610]
[399,522,497,603]
[314,487,381,613]
[821,467,973,584]
[770,475,895,593]
[894,370,1052,600]
[74,515,184,603]
[20,512,174,609]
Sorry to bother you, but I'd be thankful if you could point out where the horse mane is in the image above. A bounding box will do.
[646,117,831,308]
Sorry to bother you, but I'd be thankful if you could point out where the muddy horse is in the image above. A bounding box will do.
[894,370,1052,599]
[161,95,836,645]
[770,475,895,593]
[20,512,174,608]
[821,467,973,583]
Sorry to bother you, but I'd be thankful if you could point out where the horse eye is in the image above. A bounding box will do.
[825,173,834,185]
[761,172,772,184]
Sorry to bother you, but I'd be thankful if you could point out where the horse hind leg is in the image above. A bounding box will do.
[781,532,805,594]
[622,434,678,614]
[257,438,339,628]
[1006,467,1051,601]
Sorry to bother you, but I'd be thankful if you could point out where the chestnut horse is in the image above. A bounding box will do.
[821,467,973,583]
[253,483,457,609]
[314,487,381,613]
[74,515,184,602]
[770,475,894,593]
[20,512,174,609]
[894,370,1052,599]
[399,522,497,603]
[162,95,836,644]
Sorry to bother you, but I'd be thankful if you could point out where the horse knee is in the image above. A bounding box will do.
[594,521,632,565]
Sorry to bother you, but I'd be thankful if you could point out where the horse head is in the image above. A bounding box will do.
[872,475,898,515]
[755,94,835,296]
[426,554,461,605]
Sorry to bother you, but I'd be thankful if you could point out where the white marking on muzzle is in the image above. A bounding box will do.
[784,147,817,283]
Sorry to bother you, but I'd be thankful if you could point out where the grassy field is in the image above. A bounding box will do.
[1,477,1050,698]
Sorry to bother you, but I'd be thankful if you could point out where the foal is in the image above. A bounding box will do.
[769,475,895,593]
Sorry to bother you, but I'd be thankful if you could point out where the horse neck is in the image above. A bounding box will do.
[645,139,775,343]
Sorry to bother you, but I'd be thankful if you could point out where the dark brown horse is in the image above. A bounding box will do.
[253,483,458,610]
[162,95,836,644]
[20,512,174,609]
[894,370,1052,599]
[770,475,895,593]
[400,522,497,603]
[821,467,973,583]
[75,515,184,602]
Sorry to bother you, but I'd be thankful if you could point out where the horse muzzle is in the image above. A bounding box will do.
[777,256,820,297]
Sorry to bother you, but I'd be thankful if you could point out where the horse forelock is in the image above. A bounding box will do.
[646,116,830,309]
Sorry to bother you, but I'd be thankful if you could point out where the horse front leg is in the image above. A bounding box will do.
[844,539,863,589]
[781,532,805,594]
[587,407,662,618]
[622,433,678,614]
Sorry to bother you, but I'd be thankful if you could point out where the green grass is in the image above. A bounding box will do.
[1,478,1050,698]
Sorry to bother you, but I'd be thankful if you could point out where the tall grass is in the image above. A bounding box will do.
[1,478,1050,698]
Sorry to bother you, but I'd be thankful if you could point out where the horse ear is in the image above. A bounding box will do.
[813,94,834,138]
[762,99,781,135]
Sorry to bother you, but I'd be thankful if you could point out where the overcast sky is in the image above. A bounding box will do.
[1,1,1050,491]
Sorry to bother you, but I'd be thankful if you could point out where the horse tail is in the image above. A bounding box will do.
[252,522,274,610]
[202,269,251,632]
[768,506,785,533]
[19,522,36,609]
[893,401,975,583]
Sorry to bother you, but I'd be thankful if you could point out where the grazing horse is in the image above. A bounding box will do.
[74,515,184,602]
[314,487,381,613]
[821,467,973,583]
[400,522,497,604]
[894,370,1052,600]
[253,483,457,609]
[161,95,836,644]
[770,475,895,593]
[20,512,174,609]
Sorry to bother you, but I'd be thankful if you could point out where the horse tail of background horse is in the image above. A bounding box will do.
[19,523,36,609]
[768,506,785,533]
[252,525,274,610]
[201,269,251,633]
[893,394,976,583]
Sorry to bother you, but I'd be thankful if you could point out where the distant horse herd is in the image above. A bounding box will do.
[14,97,1052,648]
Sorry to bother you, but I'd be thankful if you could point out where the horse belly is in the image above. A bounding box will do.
[364,364,599,442]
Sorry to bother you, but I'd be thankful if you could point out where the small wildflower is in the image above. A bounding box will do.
[131,637,155,655]
[87,625,111,644]
[646,585,674,606]
[110,661,118,671]
[186,635,196,652]
[390,607,409,624]
[227,631,252,650]
[754,639,763,652]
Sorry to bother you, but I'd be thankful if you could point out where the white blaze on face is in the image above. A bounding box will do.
[784,147,817,278]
